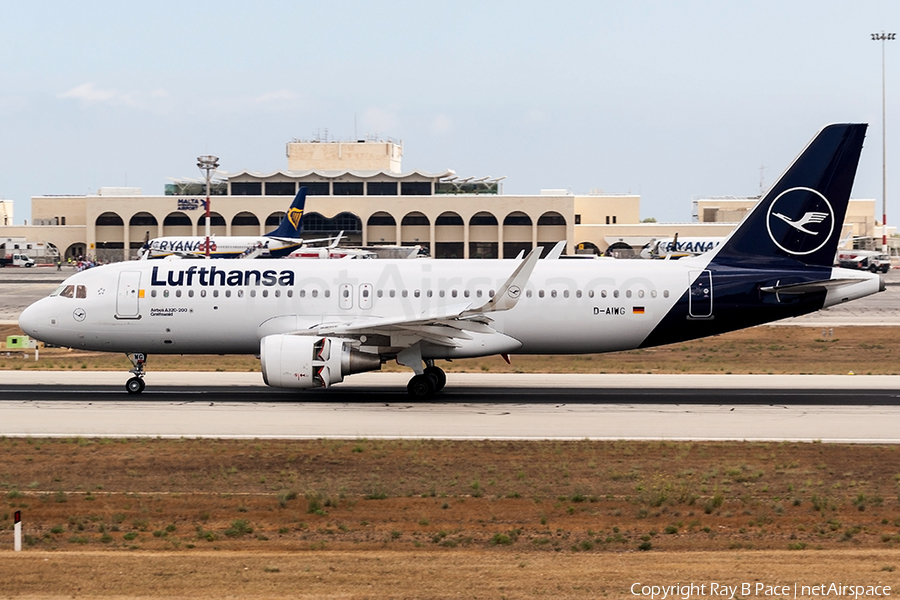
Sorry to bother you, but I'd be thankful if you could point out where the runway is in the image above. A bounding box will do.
[1,372,899,442]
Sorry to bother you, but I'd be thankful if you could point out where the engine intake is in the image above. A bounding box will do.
[260,335,381,389]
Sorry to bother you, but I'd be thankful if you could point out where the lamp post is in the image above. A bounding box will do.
[197,155,219,259]
[872,32,895,253]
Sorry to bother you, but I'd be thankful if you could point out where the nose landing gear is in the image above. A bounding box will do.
[125,352,147,394]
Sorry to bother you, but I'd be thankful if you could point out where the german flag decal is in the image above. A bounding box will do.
[632,306,645,315]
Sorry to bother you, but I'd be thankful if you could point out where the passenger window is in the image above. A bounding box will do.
[249,290,256,298]
[188,290,194,298]
[312,289,318,298]
[200,290,206,298]
[60,285,75,299]
[427,290,433,298]
[563,290,569,298]
[237,290,244,298]
[163,290,170,298]
[476,290,483,298]
[651,290,657,298]
[343,289,349,298]
[588,290,594,298]
[176,290,182,298]
[287,290,293,298]
[151,290,158,298]
[439,290,445,298]
[539,290,545,298]
[363,289,369,298]
[377,290,383,298]
[261,290,267,298]
[626,290,632,298]
[213,290,219,298]
[601,290,607,298]
[324,290,330,298]
[225,290,231,298]
[76,285,87,299]
[664,290,670,298]
[414,290,420,298]
[638,290,644,298]
[300,290,306,298]
[526,290,532,298]
[389,290,395,298]
[274,290,280,298]
[551,290,557,298]
[613,290,620,298]
[402,290,408,298]
[575,290,582,298]
[451,290,457,298]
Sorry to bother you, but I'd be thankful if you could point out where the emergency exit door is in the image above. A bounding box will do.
[688,270,713,318]
[116,271,142,319]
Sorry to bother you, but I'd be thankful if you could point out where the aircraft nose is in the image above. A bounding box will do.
[18,299,47,338]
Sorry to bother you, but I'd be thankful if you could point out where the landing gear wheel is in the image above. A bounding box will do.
[423,366,446,391]
[126,377,145,394]
[407,374,436,398]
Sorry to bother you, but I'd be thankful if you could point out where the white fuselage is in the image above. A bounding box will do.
[18,256,881,360]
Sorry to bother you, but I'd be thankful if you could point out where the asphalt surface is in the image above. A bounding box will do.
[1,373,898,442]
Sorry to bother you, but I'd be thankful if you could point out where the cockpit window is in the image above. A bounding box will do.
[76,285,87,299]
[50,285,66,297]
[59,285,75,298]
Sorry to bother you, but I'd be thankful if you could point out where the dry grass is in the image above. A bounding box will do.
[2,438,900,555]
[2,324,900,374]
[2,550,899,598]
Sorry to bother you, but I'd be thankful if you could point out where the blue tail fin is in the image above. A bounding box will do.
[264,187,307,239]
[712,124,867,268]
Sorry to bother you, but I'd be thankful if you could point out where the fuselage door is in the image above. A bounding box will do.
[116,270,142,319]
[688,270,713,318]
[359,283,373,310]
[339,283,354,310]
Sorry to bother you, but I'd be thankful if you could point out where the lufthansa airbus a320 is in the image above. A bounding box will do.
[18,124,883,396]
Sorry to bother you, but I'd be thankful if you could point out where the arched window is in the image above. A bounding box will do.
[197,212,226,226]
[401,212,429,226]
[436,212,464,226]
[503,212,532,226]
[469,212,498,226]
[163,212,192,226]
[129,212,158,226]
[367,212,397,227]
[232,212,260,227]
[266,212,285,227]
[95,212,124,226]
[537,212,566,226]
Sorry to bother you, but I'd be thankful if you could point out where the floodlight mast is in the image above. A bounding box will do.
[872,32,896,254]
[197,155,219,259]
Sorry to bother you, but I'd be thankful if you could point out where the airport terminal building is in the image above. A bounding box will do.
[0,138,885,261]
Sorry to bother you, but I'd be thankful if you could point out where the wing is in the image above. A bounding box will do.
[300,248,541,349]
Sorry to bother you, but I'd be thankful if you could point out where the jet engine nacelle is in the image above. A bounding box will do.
[260,335,382,389]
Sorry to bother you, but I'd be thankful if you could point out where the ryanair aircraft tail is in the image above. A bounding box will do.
[712,124,867,268]
[265,186,307,239]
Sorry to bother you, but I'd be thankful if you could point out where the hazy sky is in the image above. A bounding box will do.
[1,0,898,224]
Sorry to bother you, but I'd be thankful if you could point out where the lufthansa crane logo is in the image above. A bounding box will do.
[765,187,834,256]
[507,285,521,299]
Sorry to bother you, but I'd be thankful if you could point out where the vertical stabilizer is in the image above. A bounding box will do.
[265,186,307,239]
[712,124,867,268]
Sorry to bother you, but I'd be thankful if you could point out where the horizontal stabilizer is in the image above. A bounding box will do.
[760,278,871,295]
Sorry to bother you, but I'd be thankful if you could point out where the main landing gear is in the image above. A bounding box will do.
[125,352,147,394]
[406,363,447,398]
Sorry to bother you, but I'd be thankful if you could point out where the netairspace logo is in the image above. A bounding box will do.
[630,582,892,599]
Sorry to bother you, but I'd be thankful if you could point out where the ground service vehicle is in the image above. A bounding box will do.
[837,251,891,273]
